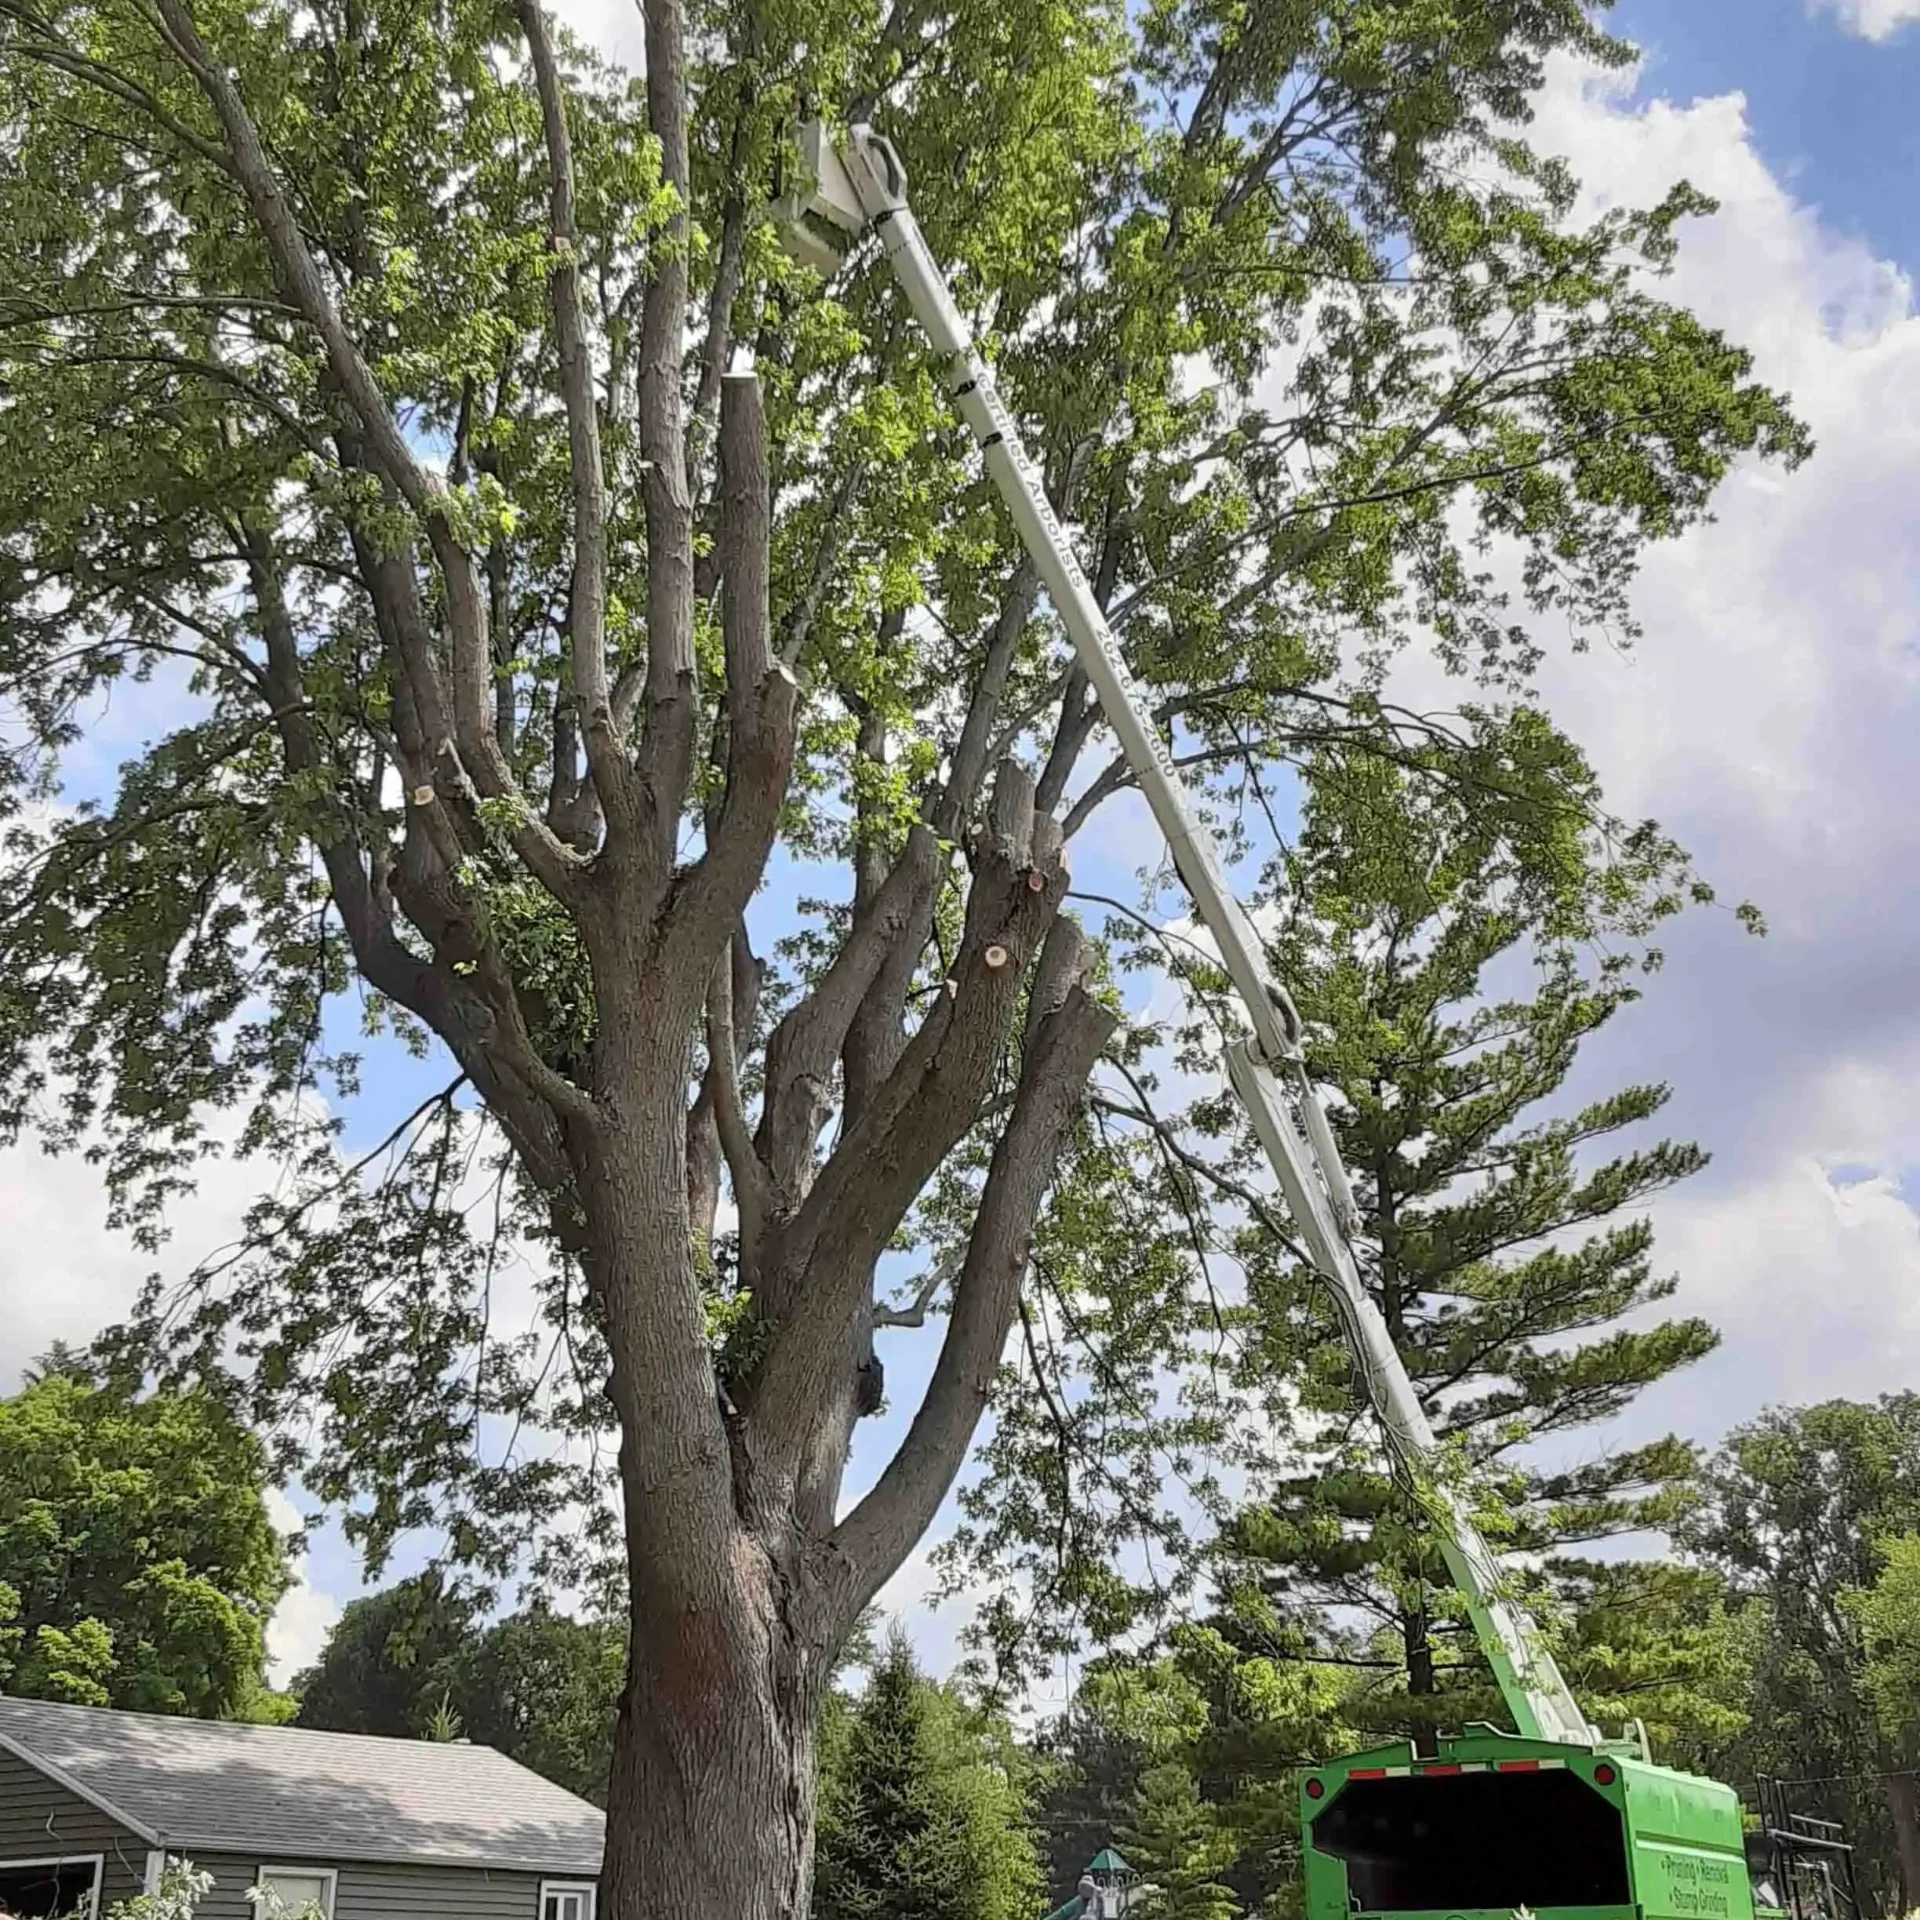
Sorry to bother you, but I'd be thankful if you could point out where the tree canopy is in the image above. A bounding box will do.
[951,712,1730,1688]
[0,0,1806,1905]
[1120,1764,1241,1920]
[0,1369,291,1718]
[1686,1395,1920,1911]
[294,1577,625,1803]
[291,1571,482,1737]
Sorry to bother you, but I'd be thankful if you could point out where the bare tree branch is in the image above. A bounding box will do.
[688,192,747,480]
[707,938,768,1278]
[872,1260,955,1330]
[778,465,865,669]
[660,373,798,972]
[631,0,700,875]
[746,762,1072,1467]
[932,558,1039,838]
[755,826,942,1206]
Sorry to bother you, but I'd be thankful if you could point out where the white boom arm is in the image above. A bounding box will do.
[778,122,1598,1749]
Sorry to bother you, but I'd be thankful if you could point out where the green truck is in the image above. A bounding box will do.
[1298,1729,1858,1920]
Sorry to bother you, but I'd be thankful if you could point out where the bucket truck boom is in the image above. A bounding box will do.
[774,120,1598,1749]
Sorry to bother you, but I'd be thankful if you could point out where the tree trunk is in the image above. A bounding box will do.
[1882,1770,1920,1912]
[602,1541,826,1920]
[1405,1603,1436,1697]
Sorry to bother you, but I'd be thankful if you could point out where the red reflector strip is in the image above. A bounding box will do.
[1422,1764,1463,1776]
[1498,1760,1541,1772]
[1349,1768,1388,1779]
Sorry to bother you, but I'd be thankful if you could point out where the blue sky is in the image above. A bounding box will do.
[1611,0,1920,277]
[11,0,1920,1694]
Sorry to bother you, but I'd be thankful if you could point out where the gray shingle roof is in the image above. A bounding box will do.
[0,1695,604,1876]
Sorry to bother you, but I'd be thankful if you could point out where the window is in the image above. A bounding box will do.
[541,1881,597,1920]
[252,1865,338,1918]
[0,1854,104,1919]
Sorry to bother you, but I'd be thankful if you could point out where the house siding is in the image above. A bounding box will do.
[0,1744,151,1908]
[161,1851,547,1920]
[334,1862,544,1919]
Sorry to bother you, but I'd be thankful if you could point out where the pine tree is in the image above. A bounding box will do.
[814,1637,1040,1920]
[1120,1765,1241,1920]
[1033,1712,1151,1907]
[1223,748,1719,1736]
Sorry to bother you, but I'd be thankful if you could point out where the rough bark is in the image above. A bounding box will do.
[1405,1606,1436,1697]
[1884,1771,1920,1911]
[605,1482,825,1920]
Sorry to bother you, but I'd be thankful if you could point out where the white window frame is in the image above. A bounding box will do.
[0,1850,105,1918]
[252,1863,339,1919]
[539,1879,598,1920]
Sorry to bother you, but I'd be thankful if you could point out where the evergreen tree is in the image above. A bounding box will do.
[1550,1560,1752,1768]
[1035,1627,1354,1919]
[815,1637,1039,1920]
[1032,1712,1151,1908]
[1221,751,1719,1736]
[1120,1765,1241,1920]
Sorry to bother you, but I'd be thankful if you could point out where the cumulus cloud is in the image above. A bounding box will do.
[1507,59,1920,1452]
[0,1126,271,1392]
[1807,0,1920,41]
[551,0,644,65]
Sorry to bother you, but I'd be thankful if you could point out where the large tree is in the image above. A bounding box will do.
[0,0,1803,1913]
[295,1577,626,1798]
[1214,750,1720,1734]
[0,1369,290,1718]
[1686,1396,1920,1912]
[296,1578,626,1798]
[292,1571,481,1737]
[433,1603,627,1804]
[950,714,1730,1700]
[1121,1764,1241,1920]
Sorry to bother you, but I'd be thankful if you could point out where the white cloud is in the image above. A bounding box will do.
[549,0,644,65]
[872,1530,975,1673]
[262,1488,344,1685]
[1510,61,1920,867]
[1808,0,1920,41]
[0,1129,272,1392]
[1652,1154,1920,1414]
[1503,60,1920,1447]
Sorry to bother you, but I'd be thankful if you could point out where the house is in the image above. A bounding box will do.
[0,1696,604,1920]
